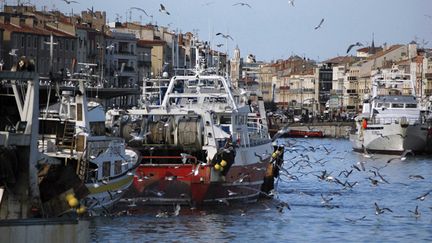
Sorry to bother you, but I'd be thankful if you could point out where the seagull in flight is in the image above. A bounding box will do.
[408,205,420,218]
[346,42,363,53]
[314,18,325,30]
[216,32,234,40]
[288,0,295,7]
[216,43,224,47]
[203,1,215,6]
[374,202,393,215]
[233,2,252,8]
[62,0,78,4]
[130,7,149,17]
[159,4,170,15]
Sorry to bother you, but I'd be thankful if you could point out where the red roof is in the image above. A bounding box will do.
[0,22,75,38]
[324,56,357,64]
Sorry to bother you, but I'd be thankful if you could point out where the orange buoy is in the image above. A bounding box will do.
[362,119,367,129]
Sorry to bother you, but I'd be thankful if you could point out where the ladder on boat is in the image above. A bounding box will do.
[76,158,88,181]
[57,120,75,151]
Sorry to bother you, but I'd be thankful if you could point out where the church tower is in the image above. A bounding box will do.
[230,45,241,87]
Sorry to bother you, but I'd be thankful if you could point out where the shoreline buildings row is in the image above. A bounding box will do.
[256,43,432,116]
[0,5,430,116]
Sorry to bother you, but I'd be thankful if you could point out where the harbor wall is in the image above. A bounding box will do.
[284,122,355,138]
[0,218,89,243]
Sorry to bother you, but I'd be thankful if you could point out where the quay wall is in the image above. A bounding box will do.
[0,218,89,243]
[279,122,355,138]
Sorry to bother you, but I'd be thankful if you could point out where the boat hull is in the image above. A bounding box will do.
[350,123,429,154]
[84,174,135,214]
[127,162,268,205]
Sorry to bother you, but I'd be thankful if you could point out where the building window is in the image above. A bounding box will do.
[21,36,25,48]
[102,161,111,177]
[114,160,122,175]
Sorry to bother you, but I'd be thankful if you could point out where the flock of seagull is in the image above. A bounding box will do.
[270,139,432,222]
[110,137,432,223]
[56,0,374,55]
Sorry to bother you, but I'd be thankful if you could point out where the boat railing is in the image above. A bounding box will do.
[368,116,421,125]
[141,155,198,165]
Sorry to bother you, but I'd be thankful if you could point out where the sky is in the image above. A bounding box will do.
[13,0,432,62]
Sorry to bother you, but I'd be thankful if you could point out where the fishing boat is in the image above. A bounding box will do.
[350,65,432,154]
[38,72,140,215]
[121,40,284,205]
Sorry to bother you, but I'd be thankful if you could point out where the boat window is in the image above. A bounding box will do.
[382,103,390,108]
[114,160,122,175]
[90,122,106,136]
[391,103,404,108]
[377,103,383,108]
[76,104,83,121]
[102,161,111,177]
[220,116,231,124]
[405,104,417,108]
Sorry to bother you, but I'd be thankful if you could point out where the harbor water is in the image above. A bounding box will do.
[89,138,432,242]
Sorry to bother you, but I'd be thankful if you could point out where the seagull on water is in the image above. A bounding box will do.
[233,2,252,8]
[216,32,234,40]
[408,174,424,180]
[346,42,363,53]
[159,4,170,15]
[415,191,430,201]
[314,18,325,30]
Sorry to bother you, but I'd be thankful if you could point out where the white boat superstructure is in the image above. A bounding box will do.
[350,65,432,154]
[39,77,140,215]
[121,40,282,205]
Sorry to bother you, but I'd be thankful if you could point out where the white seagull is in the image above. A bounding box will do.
[346,42,363,53]
[9,49,18,56]
[62,0,78,4]
[233,2,252,8]
[314,18,325,30]
[130,7,149,17]
[159,4,170,15]
[288,0,295,7]
[216,32,234,40]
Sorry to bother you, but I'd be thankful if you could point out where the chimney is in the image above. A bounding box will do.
[408,41,417,60]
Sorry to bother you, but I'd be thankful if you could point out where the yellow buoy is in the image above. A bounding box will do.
[77,205,87,214]
[214,164,221,170]
[220,160,227,167]
[68,197,79,208]
[65,193,75,201]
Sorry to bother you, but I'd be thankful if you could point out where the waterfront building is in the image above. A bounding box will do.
[105,30,138,87]
[0,16,76,76]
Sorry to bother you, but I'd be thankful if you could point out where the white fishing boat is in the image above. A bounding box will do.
[120,40,284,205]
[38,74,140,215]
[350,65,432,154]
